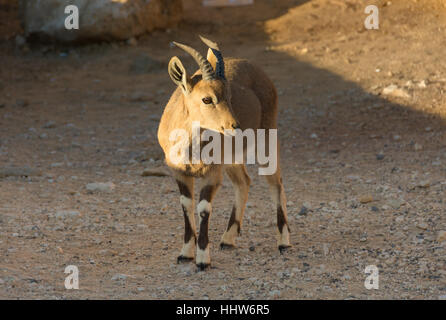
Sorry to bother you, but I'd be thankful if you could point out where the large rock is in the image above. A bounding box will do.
[19,0,182,42]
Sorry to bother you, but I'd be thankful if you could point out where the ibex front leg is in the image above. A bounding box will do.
[175,175,196,263]
[196,168,222,270]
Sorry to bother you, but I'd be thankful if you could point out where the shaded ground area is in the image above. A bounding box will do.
[1,0,446,299]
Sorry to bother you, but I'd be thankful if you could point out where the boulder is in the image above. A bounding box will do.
[18,0,183,42]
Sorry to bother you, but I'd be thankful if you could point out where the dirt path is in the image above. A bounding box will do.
[1,0,445,299]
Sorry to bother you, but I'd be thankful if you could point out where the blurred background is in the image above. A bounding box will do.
[1,0,446,299]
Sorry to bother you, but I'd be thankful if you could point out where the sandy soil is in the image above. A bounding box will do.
[1,0,446,299]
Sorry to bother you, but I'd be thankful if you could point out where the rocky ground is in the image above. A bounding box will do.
[1,0,446,299]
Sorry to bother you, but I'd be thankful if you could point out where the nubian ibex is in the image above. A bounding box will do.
[157,36,290,270]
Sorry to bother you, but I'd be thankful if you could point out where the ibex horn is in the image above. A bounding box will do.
[199,35,226,80]
[172,41,216,81]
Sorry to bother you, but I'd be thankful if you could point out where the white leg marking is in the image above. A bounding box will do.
[180,237,195,258]
[221,224,239,246]
[180,195,193,212]
[197,200,211,217]
[277,225,290,247]
[179,195,196,257]
[196,245,210,265]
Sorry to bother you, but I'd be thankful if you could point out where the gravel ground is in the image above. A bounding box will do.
[0,0,445,299]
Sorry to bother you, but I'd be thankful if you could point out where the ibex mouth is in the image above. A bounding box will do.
[222,128,237,137]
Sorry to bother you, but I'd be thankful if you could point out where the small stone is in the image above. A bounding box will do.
[414,143,423,151]
[43,121,56,129]
[0,167,42,178]
[371,206,379,212]
[359,195,373,204]
[15,99,29,107]
[269,290,281,298]
[323,243,330,256]
[141,167,170,177]
[50,162,63,168]
[298,206,308,216]
[127,37,138,46]
[55,210,80,218]
[328,201,338,208]
[376,153,385,160]
[387,199,405,209]
[382,85,410,98]
[417,223,428,230]
[417,80,427,88]
[249,246,255,252]
[436,231,446,242]
[417,180,430,188]
[111,274,127,281]
[346,175,360,181]
[86,182,115,193]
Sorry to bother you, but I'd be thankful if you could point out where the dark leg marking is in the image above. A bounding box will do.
[227,205,240,234]
[197,185,215,251]
[199,185,215,202]
[182,205,195,244]
[277,205,290,234]
[220,206,240,250]
[197,210,210,250]
[176,180,195,263]
[177,180,192,198]
[277,205,291,254]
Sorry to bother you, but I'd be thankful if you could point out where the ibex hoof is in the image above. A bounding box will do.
[220,243,235,250]
[278,245,291,254]
[196,263,210,271]
[177,255,194,264]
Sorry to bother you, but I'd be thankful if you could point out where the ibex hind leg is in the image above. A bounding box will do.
[220,164,251,249]
[263,165,291,253]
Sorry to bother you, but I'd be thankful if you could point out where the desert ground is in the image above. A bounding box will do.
[1,0,446,299]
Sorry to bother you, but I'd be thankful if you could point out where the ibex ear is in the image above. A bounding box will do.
[168,56,192,95]
[206,48,217,72]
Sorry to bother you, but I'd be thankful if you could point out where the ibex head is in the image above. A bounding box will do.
[168,36,240,134]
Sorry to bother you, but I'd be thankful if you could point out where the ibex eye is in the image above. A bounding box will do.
[202,97,213,104]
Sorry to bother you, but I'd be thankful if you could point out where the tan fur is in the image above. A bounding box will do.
[158,57,276,174]
[157,38,290,269]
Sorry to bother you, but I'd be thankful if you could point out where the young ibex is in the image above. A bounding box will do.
[157,36,290,270]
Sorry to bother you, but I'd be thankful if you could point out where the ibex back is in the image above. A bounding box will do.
[157,36,290,270]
